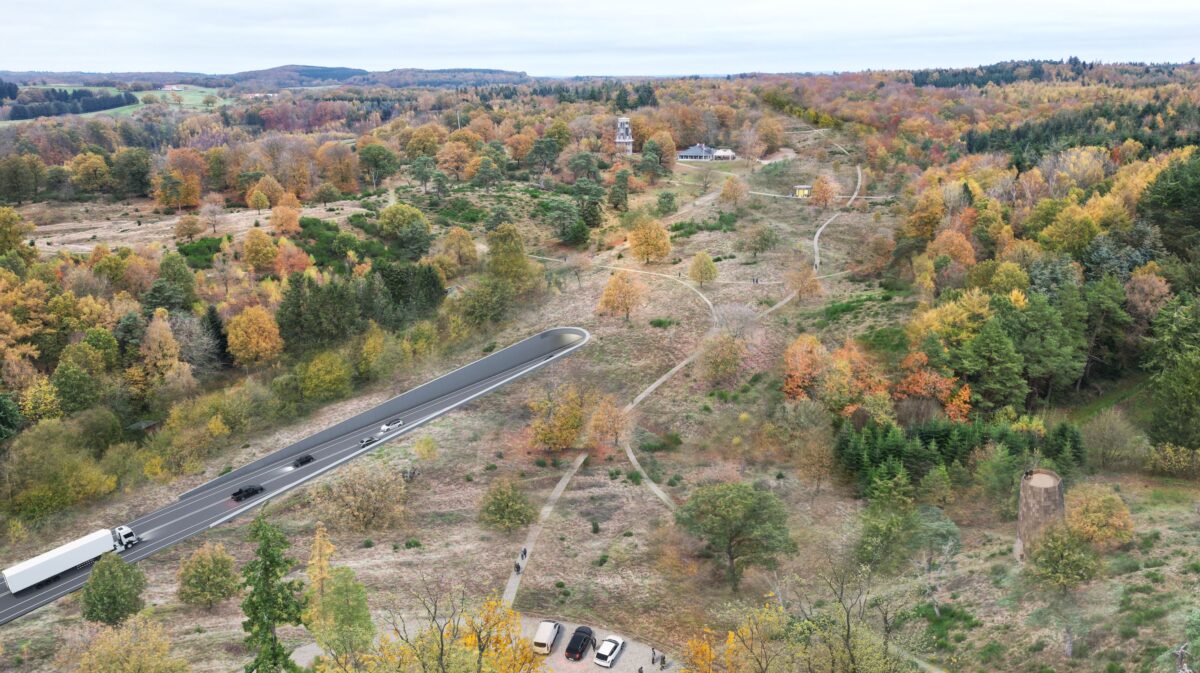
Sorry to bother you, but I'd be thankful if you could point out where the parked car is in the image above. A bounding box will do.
[359,436,377,448]
[292,454,315,469]
[531,620,561,655]
[564,626,595,661]
[231,485,264,502]
[593,636,625,668]
[381,418,404,432]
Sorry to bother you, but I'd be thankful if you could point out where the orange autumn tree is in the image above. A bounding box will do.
[782,335,828,400]
[271,204,301,236]
[821,340,892,422]
[892,351,971,422]
[928,229,976,267]
[809,175,837,209]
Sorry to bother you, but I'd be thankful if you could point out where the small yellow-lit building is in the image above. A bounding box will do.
[793,184,812,198]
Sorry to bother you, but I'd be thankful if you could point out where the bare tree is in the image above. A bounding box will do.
[564,253,592,289]
[715,303,758,339]
[200,193,224,235]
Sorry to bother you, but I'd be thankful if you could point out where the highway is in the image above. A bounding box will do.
[0,327,589,627]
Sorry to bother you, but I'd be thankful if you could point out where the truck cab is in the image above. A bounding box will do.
[113,526,140,550]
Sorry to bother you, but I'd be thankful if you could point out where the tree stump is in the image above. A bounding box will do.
[1015,468,1064,561]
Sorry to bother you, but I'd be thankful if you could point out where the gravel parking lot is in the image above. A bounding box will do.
[520,617,676,673]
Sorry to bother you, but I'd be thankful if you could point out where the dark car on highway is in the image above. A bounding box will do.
[359,436,377,448]
[564,626,595,661]
[292,454,315,469]
[231,485,264,502]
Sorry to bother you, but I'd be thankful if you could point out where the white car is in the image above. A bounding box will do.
[381,418,404,432]
[593,636,625,668]
[531,620,561,655]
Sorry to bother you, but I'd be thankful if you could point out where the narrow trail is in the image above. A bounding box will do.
[528,254,717,323]
[501,451,589,603]
[506,134,865,604]
[812,164,862,269]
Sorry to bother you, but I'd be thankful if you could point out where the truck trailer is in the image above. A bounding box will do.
[2,526,140,594]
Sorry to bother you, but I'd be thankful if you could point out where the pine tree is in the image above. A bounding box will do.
[608,170,630,211]
[241,515,305,673]
[203,305,232,367]
[957,318,1027,411]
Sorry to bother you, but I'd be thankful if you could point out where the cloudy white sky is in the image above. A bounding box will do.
[5,0,1199,75]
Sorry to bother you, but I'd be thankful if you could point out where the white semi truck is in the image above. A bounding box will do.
[2,526,140,594]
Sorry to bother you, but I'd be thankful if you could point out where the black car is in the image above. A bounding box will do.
[564,626,595,661]
[359,436,378,448]
[292,454,315,469]
[231,485,264,502]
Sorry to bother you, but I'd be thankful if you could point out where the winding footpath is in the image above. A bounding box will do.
[501,148,867,661]
[812,164,862,269]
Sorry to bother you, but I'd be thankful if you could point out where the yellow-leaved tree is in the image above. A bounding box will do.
[588,395,628,448]
[226,306,283,366]
[303,522,336,633]
[529,384,588,452]
[719,176,748,209]
[596,271,646,321]
[628,215,671,263]
[65,615,189,673]
[688,251,718,286]
[242,229,279,277]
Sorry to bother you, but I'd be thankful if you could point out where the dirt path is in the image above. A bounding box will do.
[529,254,717,323]
[812,164,862,269]
[501,451,589,603]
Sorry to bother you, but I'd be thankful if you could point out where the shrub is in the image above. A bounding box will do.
[176,542,239,609]
[479,479,536,531]
[1145,443,1200,478]
[299,351,352,402]
[1066,483,1134,550]
[312,460,407,531]
[1081,408,1150,471]
[176,236,227,269]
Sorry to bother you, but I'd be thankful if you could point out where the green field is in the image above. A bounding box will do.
[0,84,227,126]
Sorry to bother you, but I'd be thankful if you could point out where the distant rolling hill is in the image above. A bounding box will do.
[0,65,531,89]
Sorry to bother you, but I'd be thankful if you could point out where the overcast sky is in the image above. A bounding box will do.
[6,0,1199,76]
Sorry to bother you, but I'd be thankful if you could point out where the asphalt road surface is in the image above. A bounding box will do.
[0,327,589,627]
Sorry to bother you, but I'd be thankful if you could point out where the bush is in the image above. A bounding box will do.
[437,197,485,223]
[1082,408,1150,471]
[1066,483,1134,550]
[312,460,407,532]
[176,236,227,269]
[479,479,536,531]
[1145,443,1200,478]
[299,351,352,402]
[176,542,239,609]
